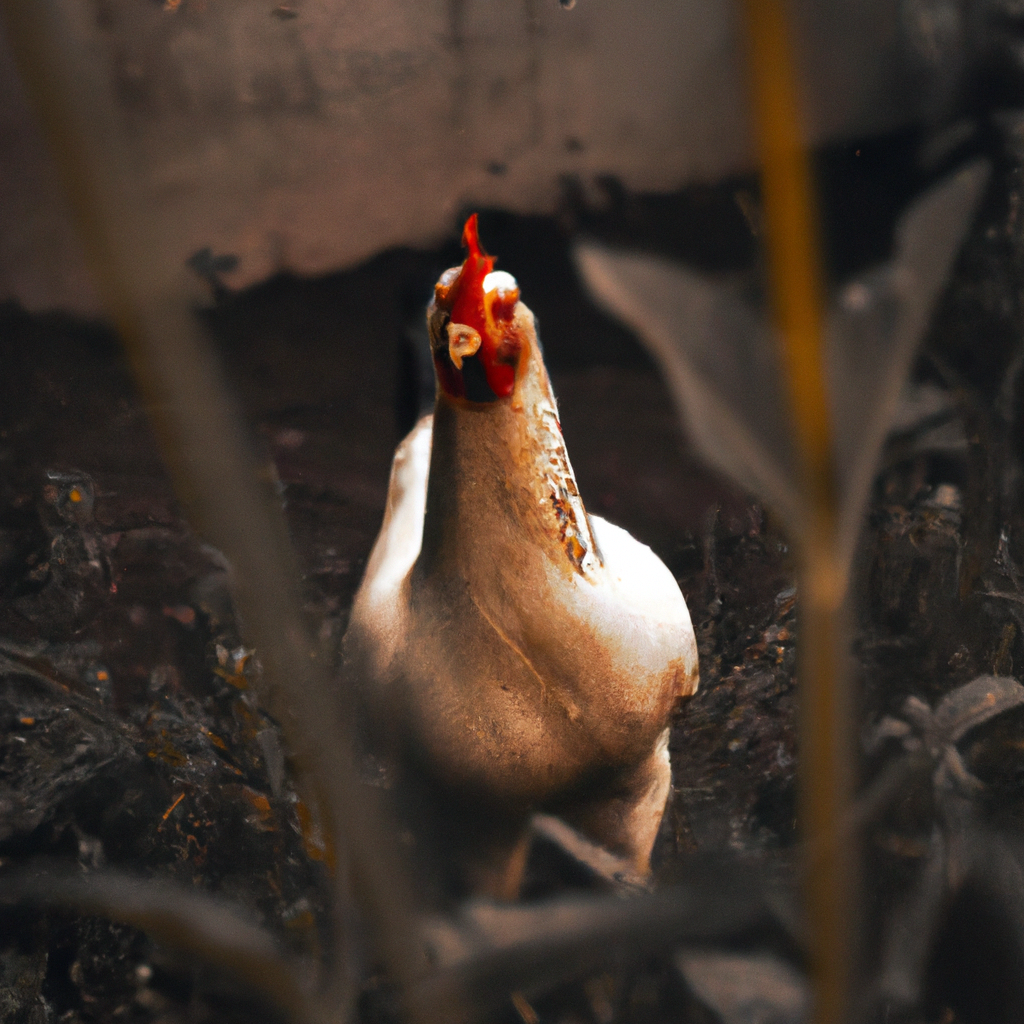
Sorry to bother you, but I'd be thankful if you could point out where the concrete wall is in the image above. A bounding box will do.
[0,0,960,312]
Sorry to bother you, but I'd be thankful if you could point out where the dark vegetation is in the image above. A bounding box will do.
[4,121,1024,1023]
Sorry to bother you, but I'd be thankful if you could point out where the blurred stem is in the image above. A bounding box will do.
[0,2,428,1020]
[739,2,854,1023]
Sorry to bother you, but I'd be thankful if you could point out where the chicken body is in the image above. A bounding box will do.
[344,219,698,898]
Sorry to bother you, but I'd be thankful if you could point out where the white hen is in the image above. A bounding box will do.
[344,216,698,898]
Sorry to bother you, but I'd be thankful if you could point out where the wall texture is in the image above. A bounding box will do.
[0,0,963,312]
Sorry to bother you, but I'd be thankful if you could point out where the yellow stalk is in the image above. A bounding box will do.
[739,2,854,1022]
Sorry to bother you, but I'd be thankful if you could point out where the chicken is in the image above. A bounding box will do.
[344,216,698,899]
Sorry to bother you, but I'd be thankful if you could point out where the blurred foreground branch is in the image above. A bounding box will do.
[0,1,425,1019]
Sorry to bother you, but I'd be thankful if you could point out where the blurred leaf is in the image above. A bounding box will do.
[870,679,1024,1014]
[0,865,314,1022]
[1,857,786,1024]
[869,676,1024,759]
[574,160,988,573]
[931,674,1024,746]
[530,813,650,893]
[875,826,948,1010]
[676,949,808,1024]
[414,862,781,1022]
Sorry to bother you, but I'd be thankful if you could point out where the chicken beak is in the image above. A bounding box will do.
[446,322,482,370]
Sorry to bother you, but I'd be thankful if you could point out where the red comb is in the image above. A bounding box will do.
[461,213,487,263]
[436,215,517,399]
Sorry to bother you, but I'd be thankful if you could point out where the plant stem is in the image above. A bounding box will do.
[0,3,427,1019]
[738,2,854,1021]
